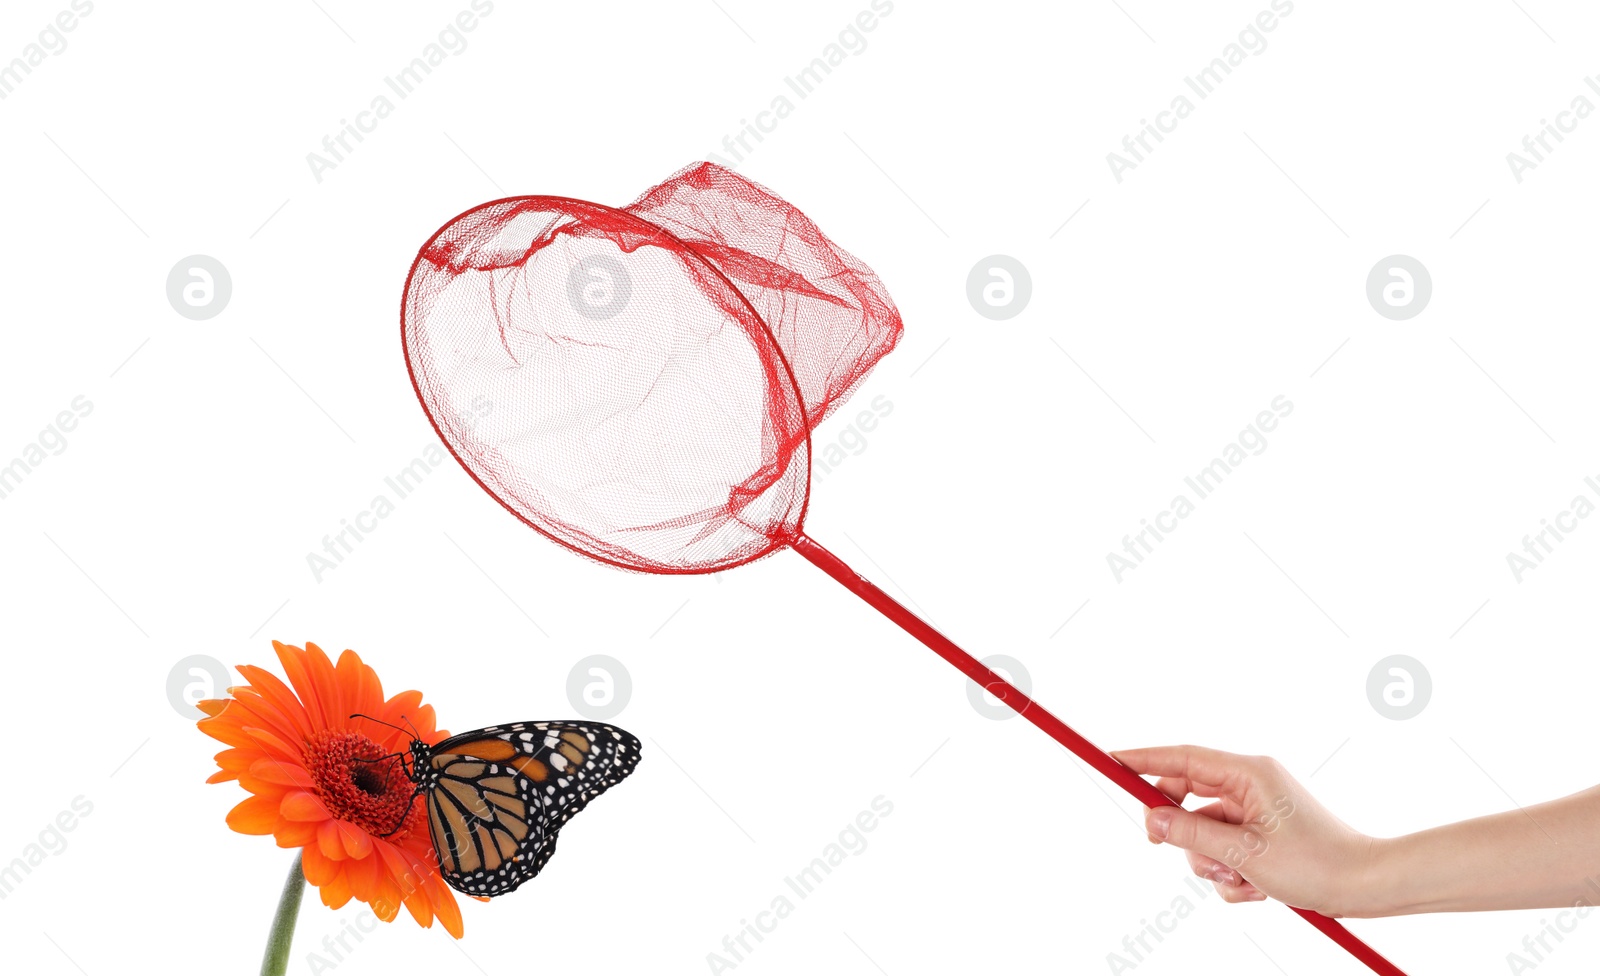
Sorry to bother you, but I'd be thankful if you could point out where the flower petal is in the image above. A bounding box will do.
[224,688,308,749]
[213,748,258,772]
[301,841,338,886]
[345,848,381,902]
[225,795,283,835]
[274,817,320,849]
[382,689,422,719]
[380,690,443,748]
[196,713,257,750]
[411,704,439,741]
[274,641,327,734]
[236,725,301,763]
[337,649,384,723]
[208,745,260,784]
[317,820,347,861]
[336,820,373,859]
[249,757,315,789]
[426,871,464,939]
[319,865,353,910]
[279,791,331,822]
[369,871,402,923]
[304,642,344,731]
[196,698,228,718]
[235,664,314,740]
[377,840,435,928]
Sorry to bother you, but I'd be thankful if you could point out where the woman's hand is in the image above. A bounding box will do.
[1110,744,1381,917]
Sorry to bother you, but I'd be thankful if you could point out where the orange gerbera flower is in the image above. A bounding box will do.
[198,640,464,938]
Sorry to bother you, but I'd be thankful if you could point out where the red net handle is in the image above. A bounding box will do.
[791,533,1411,976]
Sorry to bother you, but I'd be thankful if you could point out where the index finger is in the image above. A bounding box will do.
[1111,745,1253,799]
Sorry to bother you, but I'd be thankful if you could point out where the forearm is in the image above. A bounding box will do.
[1358,785,1600,916]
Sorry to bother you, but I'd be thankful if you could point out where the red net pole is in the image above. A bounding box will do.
[791,532,1410,976]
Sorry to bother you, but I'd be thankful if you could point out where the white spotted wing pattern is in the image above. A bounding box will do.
[409,721,641,896]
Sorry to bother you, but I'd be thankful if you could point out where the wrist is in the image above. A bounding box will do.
[1346,833,1418,918]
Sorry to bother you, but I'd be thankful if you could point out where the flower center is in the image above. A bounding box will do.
[351,761,390,797]
[302,730,423,841]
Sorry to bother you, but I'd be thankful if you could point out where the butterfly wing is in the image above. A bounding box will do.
[423,721,641,896]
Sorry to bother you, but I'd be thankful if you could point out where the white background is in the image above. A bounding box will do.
[1,1,1598,974]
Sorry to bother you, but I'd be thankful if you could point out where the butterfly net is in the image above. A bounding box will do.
[402,164,1414,976]
[403,163,903,573]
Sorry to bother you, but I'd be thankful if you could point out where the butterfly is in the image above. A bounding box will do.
[358,717,642,896]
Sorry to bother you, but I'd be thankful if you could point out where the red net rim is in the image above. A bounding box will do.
[399,193,815,575]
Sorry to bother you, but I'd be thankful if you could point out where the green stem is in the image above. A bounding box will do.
[260,852,306,976]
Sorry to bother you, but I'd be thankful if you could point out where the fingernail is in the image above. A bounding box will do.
[1247,891,1267,902]
[1212,868,1239,887]
[1147,810,1172,841]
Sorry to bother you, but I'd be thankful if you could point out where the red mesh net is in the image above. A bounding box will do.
[402,163,903,573]
[623,164,903,431]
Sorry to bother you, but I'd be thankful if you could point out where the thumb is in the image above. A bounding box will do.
[1146,806,1250,865]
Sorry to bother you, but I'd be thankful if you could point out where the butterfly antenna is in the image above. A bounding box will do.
[351,751,407,767]
[349,712,411,736]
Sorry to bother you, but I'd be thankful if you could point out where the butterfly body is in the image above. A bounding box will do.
[402,721,641,896]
